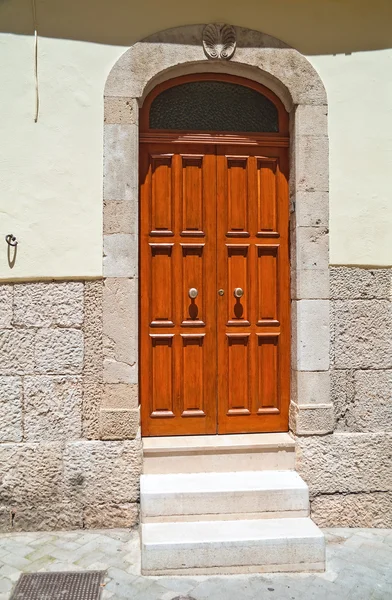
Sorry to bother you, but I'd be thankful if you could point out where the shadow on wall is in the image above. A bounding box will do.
[1,0,392,54]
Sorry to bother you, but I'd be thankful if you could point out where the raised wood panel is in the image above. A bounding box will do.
[181,155,204,236]
[181,244,205,326]
[226,156,249,237]
[256,334,280,414]
[257,244,279,326]
[181,334,206,416]
[149,244,174,327]
[257,158,278,237]
[226,334,251,415]
[151,155,174,236]
[226,245,250,326]
[150,334,175,418]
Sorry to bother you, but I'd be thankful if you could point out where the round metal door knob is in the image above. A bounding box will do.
[234,287,244,298]
[188,288,198,299]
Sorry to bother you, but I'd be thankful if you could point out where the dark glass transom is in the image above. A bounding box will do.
[149,81,279,133]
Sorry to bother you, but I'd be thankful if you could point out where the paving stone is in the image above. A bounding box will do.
[0,528,391,599]
[0,579,12,593]
[0,563,20,582]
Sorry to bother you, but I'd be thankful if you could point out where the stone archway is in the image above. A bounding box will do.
[100,24,332,440]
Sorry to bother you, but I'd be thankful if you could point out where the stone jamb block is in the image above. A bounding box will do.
[103,358,138,384]
[103,235,137,278]
[103,277,137,366]
[101,383,139,409]
[104,96,138,125]
[295,136,329,193]
[104,200,136,234]
[293,191,329,228]
[290,401,334,435]
[294,104,328,138]
[292,300,330,371]
[292,226,329,272]
[291,269,330,300]
[292,370,331,405]
[103,124,138,201]
[100,407,140,440]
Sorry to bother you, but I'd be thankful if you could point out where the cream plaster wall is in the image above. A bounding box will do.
[1,0,392,279]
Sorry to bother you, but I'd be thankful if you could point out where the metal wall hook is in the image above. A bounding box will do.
[5,234,18,247]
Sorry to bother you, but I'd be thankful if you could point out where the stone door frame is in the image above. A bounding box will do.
[101,24,333,440]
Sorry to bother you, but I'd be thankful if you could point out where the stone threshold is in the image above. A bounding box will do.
[142,432,295,454]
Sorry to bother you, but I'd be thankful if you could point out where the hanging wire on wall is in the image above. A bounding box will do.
[31,0,39,122]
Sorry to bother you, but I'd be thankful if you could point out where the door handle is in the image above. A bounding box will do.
[234,287,244,298]
[188,288,198,299]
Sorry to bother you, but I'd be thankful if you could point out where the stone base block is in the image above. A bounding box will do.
[0,503,83,533]
[290,402,334,435]
[296,433,392,496]
[83,502,139,528]
[310,492,392,528]
[100,407,140,440]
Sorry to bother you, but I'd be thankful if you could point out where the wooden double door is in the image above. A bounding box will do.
[140,142,290,436]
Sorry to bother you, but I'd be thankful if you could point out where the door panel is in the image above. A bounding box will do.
[141,143,289,436]
[140,144,217,436]
[217,146,290,433]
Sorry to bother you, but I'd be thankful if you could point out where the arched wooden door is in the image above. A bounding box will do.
[140,74,290,436]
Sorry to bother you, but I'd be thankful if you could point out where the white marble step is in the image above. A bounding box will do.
[141,517,325,575]
[141,470,309,521]
[143,433,295,473]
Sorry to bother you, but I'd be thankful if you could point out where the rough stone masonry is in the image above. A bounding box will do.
[0,266,391,531]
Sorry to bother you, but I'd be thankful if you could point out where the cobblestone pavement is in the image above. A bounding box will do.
[0,528,391,599]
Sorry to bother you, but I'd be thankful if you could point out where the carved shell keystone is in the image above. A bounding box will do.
[202,24,236,60]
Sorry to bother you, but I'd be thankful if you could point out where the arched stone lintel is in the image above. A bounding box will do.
[105,25,327,110]
[101,24,332,440]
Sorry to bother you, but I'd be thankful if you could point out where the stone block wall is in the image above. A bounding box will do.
[0,268,391,532]
[0,281,142,532]
[296,267,392,527]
